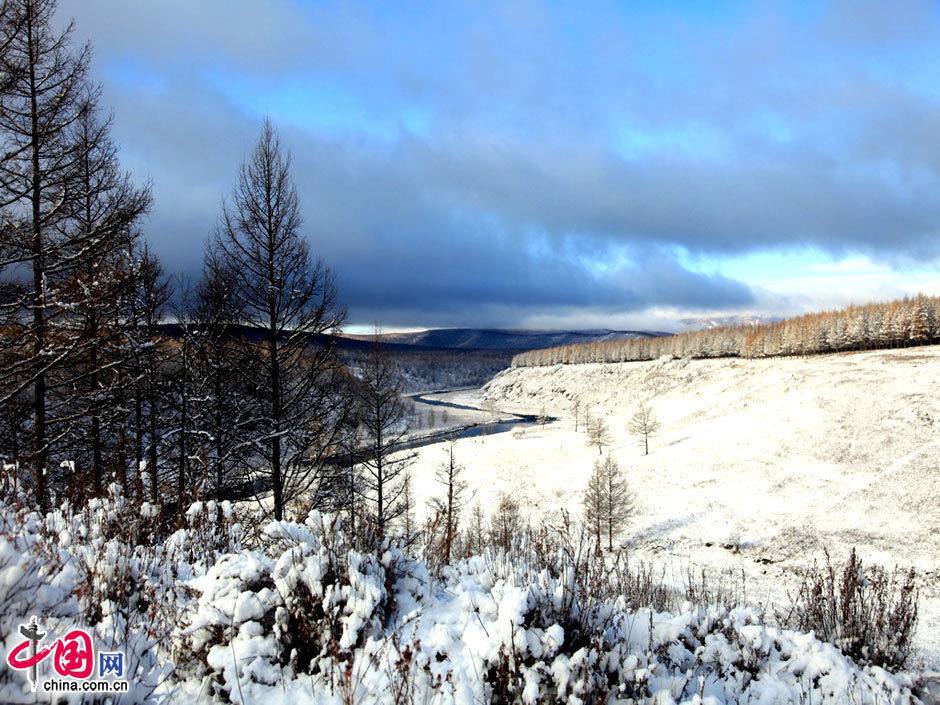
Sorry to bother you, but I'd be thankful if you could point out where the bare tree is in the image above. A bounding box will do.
[481,399,498,420]
[190,259,251,501]
[582,455,636,551]
[429,441,469,563]
[60,100,151,498]
[628,404,660,456]
[335,419,363,543]
[586,416,612,455]
[355,337,414,541]
[0,0,148,509]
[209,119,347,520]
[400,469,416,545]
[128,244,171,506]
[463,502,486,557]
[572,399,580,431]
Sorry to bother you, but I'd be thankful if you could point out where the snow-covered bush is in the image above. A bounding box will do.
[0,491,80,700]
[0,486,240,703]
[173,514,920,705]
[175,511,432,701]
[0,491,923,704]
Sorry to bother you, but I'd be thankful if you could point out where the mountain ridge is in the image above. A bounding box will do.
[348,327,669,351]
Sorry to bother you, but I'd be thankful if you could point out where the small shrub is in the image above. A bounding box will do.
[782,548,919,670]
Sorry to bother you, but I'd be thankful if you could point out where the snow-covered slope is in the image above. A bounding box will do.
[412,348,940,667]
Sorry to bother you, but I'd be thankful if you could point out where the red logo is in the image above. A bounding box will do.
[6,618,94,690]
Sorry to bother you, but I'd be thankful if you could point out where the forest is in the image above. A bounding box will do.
[0,0,423,529]
[512,295,940,367]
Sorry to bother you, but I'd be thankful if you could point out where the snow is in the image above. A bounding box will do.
[403,347,940,670]
[0,488,926,703]
[172,512,921,704]
[1,347,936,702]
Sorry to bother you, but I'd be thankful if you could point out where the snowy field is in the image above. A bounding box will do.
[405,347,940,670]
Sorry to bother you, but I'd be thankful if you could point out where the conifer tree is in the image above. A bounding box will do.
[209,119,348,520]
[586,416,612,455]
[628,404,660,456]
[355,337,414,540]
[0,0,148,508]
[583,455,636,551]
[430,441,469,563]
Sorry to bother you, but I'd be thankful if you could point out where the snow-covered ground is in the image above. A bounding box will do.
[404,347,940,670]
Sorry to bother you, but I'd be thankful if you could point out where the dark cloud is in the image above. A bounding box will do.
[54,0,940,327]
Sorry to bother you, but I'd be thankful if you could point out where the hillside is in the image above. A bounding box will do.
[405,347,940,668]
[513,295,940,366]
[354,327,666,350]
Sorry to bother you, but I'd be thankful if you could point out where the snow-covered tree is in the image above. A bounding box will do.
[511,295,940,368]
[908,296,931,344]
[0,0,149,509]
[586,416,612,455]
[583,455,636,551]
[127,244,171,506]
[628,404,661,456]
[489,493,521,553]
[59,101,151,499]
[189,259,253,501]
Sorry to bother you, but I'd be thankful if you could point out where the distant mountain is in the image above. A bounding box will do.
[154,322,468,354]
[153,322,513,392]
[678,315,781,331]
[351,328,668,351]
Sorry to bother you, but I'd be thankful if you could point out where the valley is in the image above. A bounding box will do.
[405,347,940,669]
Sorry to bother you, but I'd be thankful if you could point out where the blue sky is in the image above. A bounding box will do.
[59,0,940,331]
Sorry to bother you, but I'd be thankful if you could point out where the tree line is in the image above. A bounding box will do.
[512,295,940,367]
[0,0,415,538]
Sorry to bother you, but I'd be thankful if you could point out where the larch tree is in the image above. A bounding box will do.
[191,257,251,501]
[628,403,660,456]
[210,119,347,520]
[429,441,469,563]
[586,416,612,455]
[512,296,940,368]
[400,469,417,545]
[582,455,636,551]
[164,279,204,509]
[464,502,486,556]
[489,493,521,553]
[60,100,150,498]
[335,418,363,543]
[355,336,414,541]
[0,0,147,509]
[128,244,170,506]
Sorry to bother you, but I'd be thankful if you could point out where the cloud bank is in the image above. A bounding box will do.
[58,0,940,327]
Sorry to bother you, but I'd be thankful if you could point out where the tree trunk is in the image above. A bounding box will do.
[27,5,47,512]
[147,367,159,506]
